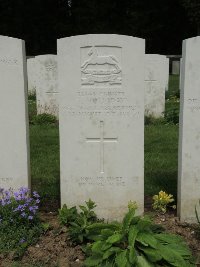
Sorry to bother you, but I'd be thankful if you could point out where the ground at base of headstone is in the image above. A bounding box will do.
[0,212,84,267]
[0,204,200,267]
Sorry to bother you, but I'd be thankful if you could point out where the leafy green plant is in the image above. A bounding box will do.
[31,113,57,125]
[152,191,176,214]
[58,199,99,243]
[0,187,43,258]
[83,204,195,267]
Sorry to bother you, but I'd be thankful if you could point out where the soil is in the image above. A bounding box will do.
[0,198,200,267]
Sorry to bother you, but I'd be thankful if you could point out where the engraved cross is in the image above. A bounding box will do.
[86,121,118,174]
[145,70,156,82]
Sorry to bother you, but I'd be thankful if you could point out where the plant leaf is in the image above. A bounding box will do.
[128,247,137,264]
[115,250,128,267]
[136,232,158,248]
[101,229,115,238]
[158,244,188,267]
[103,247,122,260]
[91,241,104,254]
[139,246,162,262]
[122,208,135,233]
[128,225,139,246]
[155,233,183,245]
[84,255,102,266]
[136,255,154,267]
[137,217,152,231]
[106,233,123,244]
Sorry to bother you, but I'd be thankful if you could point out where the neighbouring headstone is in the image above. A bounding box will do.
[179,58,182,90]
[58,34,145,220]
[165,57,169,91]
[35,55,58,117]
[172,60,180,75]
[144,54,167,118]
[178,36,200,222]
[27,57,37,95]
[0,35,30,190]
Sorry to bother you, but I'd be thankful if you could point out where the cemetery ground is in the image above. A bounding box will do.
[1,75,200,267]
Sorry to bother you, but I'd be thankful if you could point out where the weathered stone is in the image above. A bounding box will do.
[58,34,145,221]
[145,54,167,118]
[178,36,200,222]
[0,35,30,190]
[172,60,180,75]
[35,55,58,117]
[27,57,37,95]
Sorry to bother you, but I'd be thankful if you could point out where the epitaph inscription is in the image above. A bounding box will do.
[0,58,18,65]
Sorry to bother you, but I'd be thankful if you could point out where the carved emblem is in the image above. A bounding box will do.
[81,47,122,85]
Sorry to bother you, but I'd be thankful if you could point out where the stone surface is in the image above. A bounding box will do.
[172,60,180,75]
[178,36,200,222]
[27,57,37,94]
[144,54,167,118]
[164,57,169,91]
[35,55,58,117]
[58,34,145,220]
[0,35,30,190]
[179,58,182,90]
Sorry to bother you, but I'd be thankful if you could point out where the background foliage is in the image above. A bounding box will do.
[0,0,198,55]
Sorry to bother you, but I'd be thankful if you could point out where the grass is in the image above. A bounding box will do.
[29,75,180,208]
[144,124,178,197]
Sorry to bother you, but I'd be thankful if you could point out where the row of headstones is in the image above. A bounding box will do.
[0,34,199,222]
[27,54,169,119]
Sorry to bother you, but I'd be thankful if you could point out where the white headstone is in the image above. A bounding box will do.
[178,36,200,222]
[172,60,180,75]
[0,36,30,190]
[58,34,145,220]
[144,54,167,118]
[165,57,169,91]
[179,58,182,90]
[27,57,37,95]
[35,55,58,117]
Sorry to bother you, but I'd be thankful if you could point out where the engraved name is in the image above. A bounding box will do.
[78,176,125,187]
[0,58,18,65]
[0,177,13,182]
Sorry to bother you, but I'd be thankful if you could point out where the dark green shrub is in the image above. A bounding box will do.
[84,205,195,267]
[58,199,99,244]
[58,200,195,266]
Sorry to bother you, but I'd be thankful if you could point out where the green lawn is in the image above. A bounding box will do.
[29,75,180,208]
[30,125,59,202]
[144,124,178,197]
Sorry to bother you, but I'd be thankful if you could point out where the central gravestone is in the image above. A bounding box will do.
[58,35,145,220]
